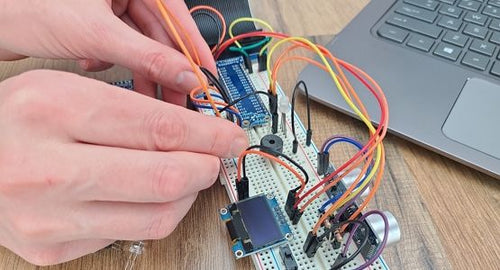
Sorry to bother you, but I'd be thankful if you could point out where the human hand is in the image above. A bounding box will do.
[0,70,247,265]
[0,0,214,104]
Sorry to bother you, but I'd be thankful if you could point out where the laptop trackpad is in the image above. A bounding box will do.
[443,78,500,159]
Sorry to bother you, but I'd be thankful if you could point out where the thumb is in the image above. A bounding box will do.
[95,17,203,94]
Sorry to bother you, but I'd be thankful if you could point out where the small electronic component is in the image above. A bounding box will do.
[236,176,249,200]
[124,241,145,270]
[219,194,292,258]
[366,211,401,247]
[317,152,330,175]
[260,134,284,155]
[217,56,270,128]
[279,245,298,270]
[110,79,134,90]
[303,231,322,258]
[278,96,290,137]
[351,224,379,260]
[258,52,268,72]
[340,168,371,198]
[284,190,303,225]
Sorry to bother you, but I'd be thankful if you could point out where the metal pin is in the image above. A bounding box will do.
[281,112,287,137]
[278,96,290,138]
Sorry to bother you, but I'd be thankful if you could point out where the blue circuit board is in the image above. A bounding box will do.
[217,56,270,128]
[110,80,134,90]
[220,194,292,258]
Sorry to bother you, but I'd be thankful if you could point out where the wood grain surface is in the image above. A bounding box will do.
[0,1,499,269]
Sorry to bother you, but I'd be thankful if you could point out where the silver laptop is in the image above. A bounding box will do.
[299,0,500,178]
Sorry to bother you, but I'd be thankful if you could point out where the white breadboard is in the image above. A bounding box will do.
[209,69,389,270]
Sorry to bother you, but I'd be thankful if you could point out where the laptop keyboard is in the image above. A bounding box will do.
[377,0,500,77]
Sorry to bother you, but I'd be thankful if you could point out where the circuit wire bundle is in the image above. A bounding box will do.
[153,1,392,269]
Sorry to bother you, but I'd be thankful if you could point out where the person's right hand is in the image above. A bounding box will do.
[0,0,215,104]
[0,70,248,266]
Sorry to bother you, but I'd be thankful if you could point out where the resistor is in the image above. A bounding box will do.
[334,230,343,243]
[323,219,332,229]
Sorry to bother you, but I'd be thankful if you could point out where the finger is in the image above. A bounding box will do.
[16,239,114,266]
[142,0,216,73]
[43,72,246,156]
[67,143,220,203]
[121,12,160,98]
[133,72,157,98]
[161,88,187,106]
[127,2,200,106]
[0,48,27,61]
[128,2,180,100]
[128,0,174,47]
[95,15,204,94]
[81,193,197,240]
[78,59,114,72]
[22,71,247,157]
[111,0,129,16]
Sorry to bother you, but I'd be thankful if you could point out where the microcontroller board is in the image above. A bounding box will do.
[217,57,270,128]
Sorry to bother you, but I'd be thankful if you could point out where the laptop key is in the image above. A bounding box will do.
[469,39,495,56]
[377,24,409,43]
[464,12,488,25]
[458,0,482,11]
[438,16,463,30]
[490,61,500,76]
[434,42,462,60]
[490,18,500,30]
[462,51,490,70]
[469,39,496,55]
[439,4,463,18]
[443,31,469,46]
[387,14,442,38]
[407,33,435,51]
[483,5,500,18]
[490,0,500,8]
[404,0,439,11]
[490,31,500,44]
[463,24,489,38]
[440,0,456,4]
[396,4,438,23]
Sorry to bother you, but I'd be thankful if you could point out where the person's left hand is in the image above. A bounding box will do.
[0,0,215,105]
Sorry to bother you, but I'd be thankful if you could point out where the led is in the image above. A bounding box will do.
[278,96,291,114]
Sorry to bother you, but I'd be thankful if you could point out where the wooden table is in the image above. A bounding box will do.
[0,1,499,269]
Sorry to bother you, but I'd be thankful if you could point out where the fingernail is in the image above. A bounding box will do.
[176,71,199,91]
[230,137,248,157]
